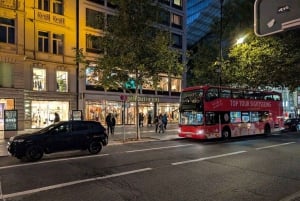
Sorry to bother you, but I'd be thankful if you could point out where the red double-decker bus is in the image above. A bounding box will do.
[178,85,283,140]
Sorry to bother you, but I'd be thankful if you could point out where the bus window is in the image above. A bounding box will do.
[220,89,231,98]
[273,94,281,101]
[259,111,269,122]
[205,112,217,125]
[242,112,250,123]
[230,111,241,123]
[205,88,219,101]
[250,112,259,122]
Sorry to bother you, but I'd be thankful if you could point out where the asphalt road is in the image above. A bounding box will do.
[1,132,300,201]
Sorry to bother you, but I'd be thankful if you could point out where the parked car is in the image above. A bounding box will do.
[7,120,108,161]
[282,118,300,132]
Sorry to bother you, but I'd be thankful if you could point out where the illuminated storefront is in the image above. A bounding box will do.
[85,97,179,126]
[28,101,69,128]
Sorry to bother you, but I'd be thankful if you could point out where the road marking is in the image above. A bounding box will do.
[1,168,152,199]
[126,144,193,153]
[171,151,247,166]
[255,142,296,150]
[0,154,109,170]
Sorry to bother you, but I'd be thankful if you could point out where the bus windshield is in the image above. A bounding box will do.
[181,90,204,103]
[179,111,204,125]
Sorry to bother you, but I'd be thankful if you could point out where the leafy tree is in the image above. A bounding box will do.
[188,0,300,90]
[77,0,184,139]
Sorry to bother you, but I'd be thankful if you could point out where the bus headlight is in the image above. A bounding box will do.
[196,129,204,135]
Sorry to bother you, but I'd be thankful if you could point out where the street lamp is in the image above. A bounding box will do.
[219,0,224,87]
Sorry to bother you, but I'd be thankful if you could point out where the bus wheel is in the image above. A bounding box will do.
[222,128,231,140]
[264,124,271,135]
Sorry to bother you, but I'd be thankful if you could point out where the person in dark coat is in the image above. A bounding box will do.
[54,112,60,123]
[147,113,152,127]
[106,113,114,135]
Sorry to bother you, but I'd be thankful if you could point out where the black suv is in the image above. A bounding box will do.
[7,121,108,161]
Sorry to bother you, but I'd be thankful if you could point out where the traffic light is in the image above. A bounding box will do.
[254,0,300,36]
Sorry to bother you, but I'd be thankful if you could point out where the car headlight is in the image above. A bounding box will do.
[14,139,25,143]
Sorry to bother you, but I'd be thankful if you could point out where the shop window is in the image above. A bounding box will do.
[33,68,46,91]
[171,78,181,92]
[53,34,63,54]
[38,31,49,52]
[38,0,50,11]
[86,9,105,30]
[86,34,103,54]
[0,17,15,44]
[171,13,182,29]
[172,33,182,48]
[53,0,64,15]
[56,71,68,92]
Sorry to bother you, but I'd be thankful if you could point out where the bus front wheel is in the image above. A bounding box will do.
[222,128,231,140]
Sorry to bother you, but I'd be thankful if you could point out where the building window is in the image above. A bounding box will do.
[86,34,103,54]
[171,13,182,29]
[172,0,182,9]
[87,0,104,5]
[107,0,118,9]
[38,31,49,52]
[38,0,50,11]
[53,0,64,15]
[33,68,46,91]
[0,17,15,44]
[158,77,169,91]
[86,66,100,86]
[86,9,104,30]
[160,10,170,26]
[53,34,63,54]
[56,71,68,92]
[159,0,170,6]
[171,78,181,92]
[172,33,182,48]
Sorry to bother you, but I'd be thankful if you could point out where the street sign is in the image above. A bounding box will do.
[254,0,300,36]
[120,94,127,101]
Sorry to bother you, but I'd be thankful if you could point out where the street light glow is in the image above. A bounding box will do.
[236,36,246,45]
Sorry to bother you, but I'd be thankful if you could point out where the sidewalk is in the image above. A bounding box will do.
[0,123,180,157]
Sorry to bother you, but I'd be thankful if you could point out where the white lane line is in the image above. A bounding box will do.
[0,154,109,170]
[255,142,296,150]
[171,151,247,166]
[2,168,152,199]
[126,144,194,153]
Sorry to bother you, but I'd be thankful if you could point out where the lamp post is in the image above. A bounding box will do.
[219,0,224,87]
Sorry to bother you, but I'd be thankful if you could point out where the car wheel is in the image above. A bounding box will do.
[88,141,102,154]
[25,145,44,161]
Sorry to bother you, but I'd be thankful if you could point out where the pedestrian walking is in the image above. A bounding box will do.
[158,115,164,133]
[106,113,115,135]
[147,113,152,127]
[54,112,60,123]
[162,113,168,129]
[154,116,159,133]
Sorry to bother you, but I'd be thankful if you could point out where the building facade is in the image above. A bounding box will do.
[0,0,187,139]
